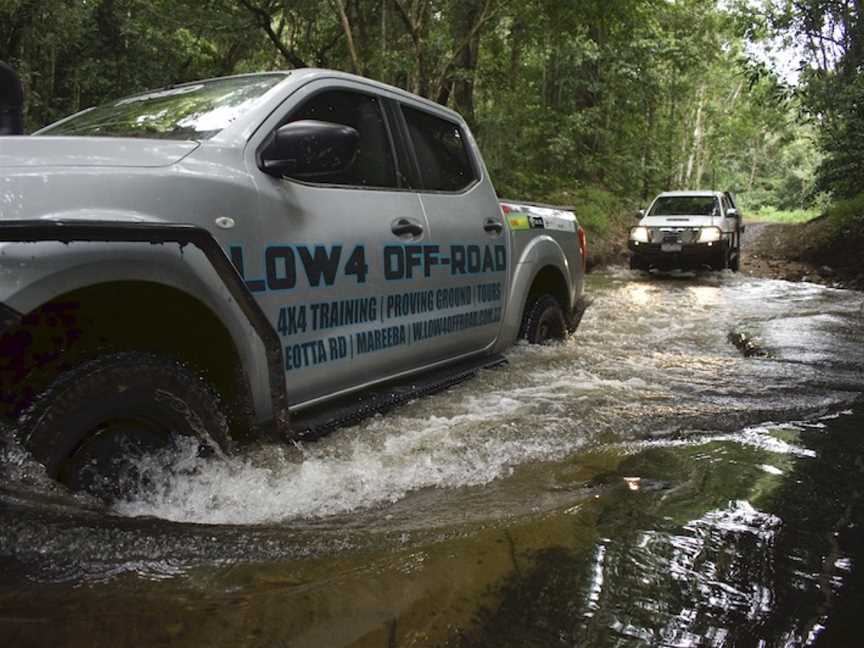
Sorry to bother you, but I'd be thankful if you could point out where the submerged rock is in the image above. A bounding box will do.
[728,331,769,358]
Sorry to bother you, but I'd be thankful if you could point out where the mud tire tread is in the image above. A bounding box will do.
[521,295,568,344]
[629,256,648,271]
[19,352,231,483]
[730,249,741,272]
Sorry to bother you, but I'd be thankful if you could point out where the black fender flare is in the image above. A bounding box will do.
[0,220,289,436]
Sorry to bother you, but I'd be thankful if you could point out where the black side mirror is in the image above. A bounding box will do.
[261,120,359,179]
[0,60,25,135]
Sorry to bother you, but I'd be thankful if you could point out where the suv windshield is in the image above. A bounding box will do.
[37,74,287,140]
[649,196,718,216]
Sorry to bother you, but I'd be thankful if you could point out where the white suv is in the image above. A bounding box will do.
[628,190,744,272]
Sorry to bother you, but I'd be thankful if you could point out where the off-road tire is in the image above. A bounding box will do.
[19,352,231,499]
[729,248,741,272]
[629,255,648,272]
[521,295,568,344]
[711,246,730,272]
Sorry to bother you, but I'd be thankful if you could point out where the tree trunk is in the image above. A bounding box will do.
[641,98,655,199]
[392,0,431,96]
[684,85,706,187]
[509,17,524,90]
[332,0,360,73]
[747,136,763,193]
[449,0,483,126]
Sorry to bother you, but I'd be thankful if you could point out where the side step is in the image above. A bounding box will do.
[290,354,507,441]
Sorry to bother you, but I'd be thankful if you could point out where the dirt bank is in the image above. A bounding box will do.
[743,220,864,291]
[585,217,863,291]
[585,225,629,270]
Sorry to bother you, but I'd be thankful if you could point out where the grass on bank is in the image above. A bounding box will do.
[747,206,820,224]
[762,193,864,272]
[799,193,864,258]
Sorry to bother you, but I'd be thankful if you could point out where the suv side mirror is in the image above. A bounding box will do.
[260,120,359,179]
[635,209,646,220]
[726,207,738,218]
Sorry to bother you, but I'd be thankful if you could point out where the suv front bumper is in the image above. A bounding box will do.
[628,241,727,270]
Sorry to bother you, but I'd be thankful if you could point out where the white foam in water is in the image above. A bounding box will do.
[108,272,862,524]
[112,390,585,524]
[623,422,817,459]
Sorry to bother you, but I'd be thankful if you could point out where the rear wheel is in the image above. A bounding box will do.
[19,352,231,500]
[521,295,568,344]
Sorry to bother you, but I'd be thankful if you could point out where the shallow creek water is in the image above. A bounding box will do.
[2,269,864,647]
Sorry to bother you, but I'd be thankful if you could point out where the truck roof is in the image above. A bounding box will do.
[37,69,468,146]
[167,68,465,122]
[656,190,725,198]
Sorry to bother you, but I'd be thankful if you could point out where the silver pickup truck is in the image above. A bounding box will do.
[0,68,587,497]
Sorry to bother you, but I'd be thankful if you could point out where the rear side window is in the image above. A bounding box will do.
[401,106,476,192]
[287,90,397,188]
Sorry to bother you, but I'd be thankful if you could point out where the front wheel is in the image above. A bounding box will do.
[19,352,231,500]
[521,295,568,344]
[629,255,649,272]
[710,246,731,272]
[729,248,741,272]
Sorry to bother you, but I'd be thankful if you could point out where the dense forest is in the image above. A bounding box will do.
[1,0,862,232]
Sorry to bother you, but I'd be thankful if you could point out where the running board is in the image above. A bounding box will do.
[291,354,508,440]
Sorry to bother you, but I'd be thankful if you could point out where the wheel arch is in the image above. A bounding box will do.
[523,265,571,315]
[495,235,575,351]
[1,280,258,441]
[0,221,288,438]
[0,219,290,439]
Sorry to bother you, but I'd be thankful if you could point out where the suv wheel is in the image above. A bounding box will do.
[521,295,567,344]
[629,256,648,272]
[19,352,231,500]
[711,247,730,272]
[729,249,741,272]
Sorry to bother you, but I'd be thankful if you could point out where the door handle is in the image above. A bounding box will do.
[391,218,424,238]
[484,218,504,235]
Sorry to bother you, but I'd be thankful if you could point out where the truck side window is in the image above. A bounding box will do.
[401,106,476,192]
[287,90,397,188]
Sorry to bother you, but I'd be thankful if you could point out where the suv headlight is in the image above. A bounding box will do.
[698,227,722,243]
[630,226,649,243]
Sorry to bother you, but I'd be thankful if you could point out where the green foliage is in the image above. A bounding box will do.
[818,193,864,243]
[809,75,864,198]
[545,187,629,238]
[0,0,843,220]
[1,0,267,129]
[768,0,864,200]
[773,192,864,268]
[749,207,820,224]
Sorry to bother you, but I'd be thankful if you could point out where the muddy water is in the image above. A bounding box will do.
[1,269,863,647]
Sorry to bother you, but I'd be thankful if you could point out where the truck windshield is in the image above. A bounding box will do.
[37,74,287,140]
[649,196,718,216]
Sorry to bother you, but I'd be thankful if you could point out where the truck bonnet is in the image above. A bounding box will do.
[0,136,200,168]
